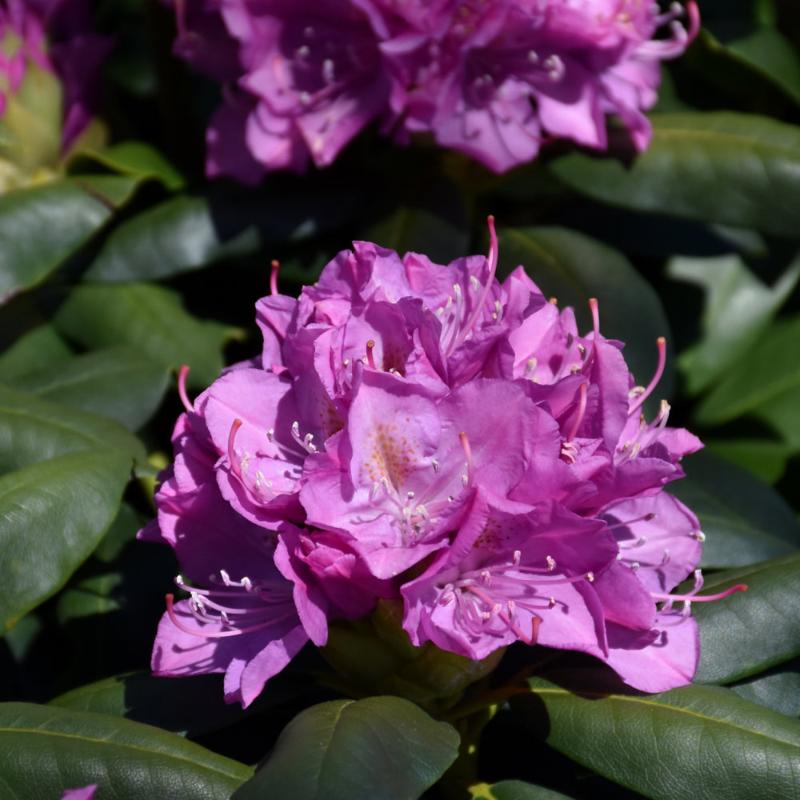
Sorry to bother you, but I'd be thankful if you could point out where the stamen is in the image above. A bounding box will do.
[227,419,244,477]
[459,431,473,482]
[177,364,193,413]
[270,259,280,296]
[605,512,656,531]
[366,339,377,370]
[629,337,667,415]
[651,583,747,604]
[588,297,600,336]
[566,382,588,442]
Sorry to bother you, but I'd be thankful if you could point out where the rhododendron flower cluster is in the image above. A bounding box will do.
[171,0,699,181]
[143,218,746,708]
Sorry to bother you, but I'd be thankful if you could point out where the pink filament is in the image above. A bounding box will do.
[588,297,600,336]
[652,583,748,604]
[166,593,277,639]
[177,365,193,413]
[566,382,588,442]
[630,337,667,415]
[227,418,244,478]
[459,431,473,478]
[366,339,376,370]
[270,259,280,296]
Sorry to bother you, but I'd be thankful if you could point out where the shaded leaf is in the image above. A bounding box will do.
[0,180,113,304]
[0,384,145,472]
[0,325,72,382]
[0,702,251,799]
[753,383,800,447]
[727,28,800,106]
[233,696,460,800]
[731,662,800,717]
[670,450,800,568]
[548,113,800,237]
[694,553,800,684]
[54,283,238,389]
[706,439,795,485]
[668,254,800,395]
[471,781,575,799]
[92,502,143,564]
[72,141,184,191]
[694,316,800,425]
[498,227,672,402]
[14,346,169,431]
[511,679,800,800]
[0,450,130,634]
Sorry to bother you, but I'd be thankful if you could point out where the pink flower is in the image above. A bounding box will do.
[171,0,698,178]
[145,217,744,705]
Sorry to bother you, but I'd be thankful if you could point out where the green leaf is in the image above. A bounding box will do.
[670,450,800,568]
[92,502,143,564]
[0,180,113,304]
[13,346,169,431]
[512,679,800,800]
[548,113,800,237]
[694,316,800,425]
[0,450,130,634]
[706,439,795,484]
[0,324,72,381]
[694,553,800,684]
[85,195,259,283]
[72,141,184,191]
[753,383,800,447]
[497,227,673,401]
[731,663,800,717]
[51,670,306,738]
[0,702,252,798]
[0,384,145,472]
[233,696,460,800]
[367,205,470,265]
[727,28,800,105]
[471,781,574,799]
[54,283,238,389]
[668,254,800,395]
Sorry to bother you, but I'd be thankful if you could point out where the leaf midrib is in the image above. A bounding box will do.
[0,724,250,783]
[532,687,800,749]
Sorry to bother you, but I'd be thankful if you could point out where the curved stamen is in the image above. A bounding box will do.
[588,297,600,336]
[165,593,288,639]
[177,364,193,413]
[566,382,588,442]
[459,431,473,484]
[366,339,376,370]
[270,259,280,296]
[629,337,667,415]
[227,418,244,478]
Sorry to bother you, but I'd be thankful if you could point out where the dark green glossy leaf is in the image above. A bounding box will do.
[548,113,800,236]
[695,316,800,425]
[0,325,72,382]
[694,553,800,684]
[233,696,460,800]
[72,141,184,190]
[368,205,470,265]
[706,439,795,485]
[14,346,169,431]
[0,702,252,798]
[512,679,800,800]
[731,662,800,717]
[54,283,238,389]
[0,450,130,634]
[92,502,143,564]
[0,384,145,471]
[668,254,800,395]
[670,450,800,568]
[727,28,800,105]
[0,180,112,304]
[472,781,574,799]
[85,195,259,283]
[497,226,673,402]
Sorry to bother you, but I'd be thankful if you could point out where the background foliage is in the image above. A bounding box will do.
[2,0,800,797]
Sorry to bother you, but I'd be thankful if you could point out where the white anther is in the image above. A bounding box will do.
[586,571,595,582]
[546,555,556,571]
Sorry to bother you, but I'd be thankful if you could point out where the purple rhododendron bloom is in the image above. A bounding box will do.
[143,217,746,707]
[0,0,110,152]
[171,0,698,179]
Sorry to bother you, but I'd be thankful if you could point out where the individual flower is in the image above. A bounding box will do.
[171,0,699,179]
[145,217,745,706]
[0,0,110,191]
